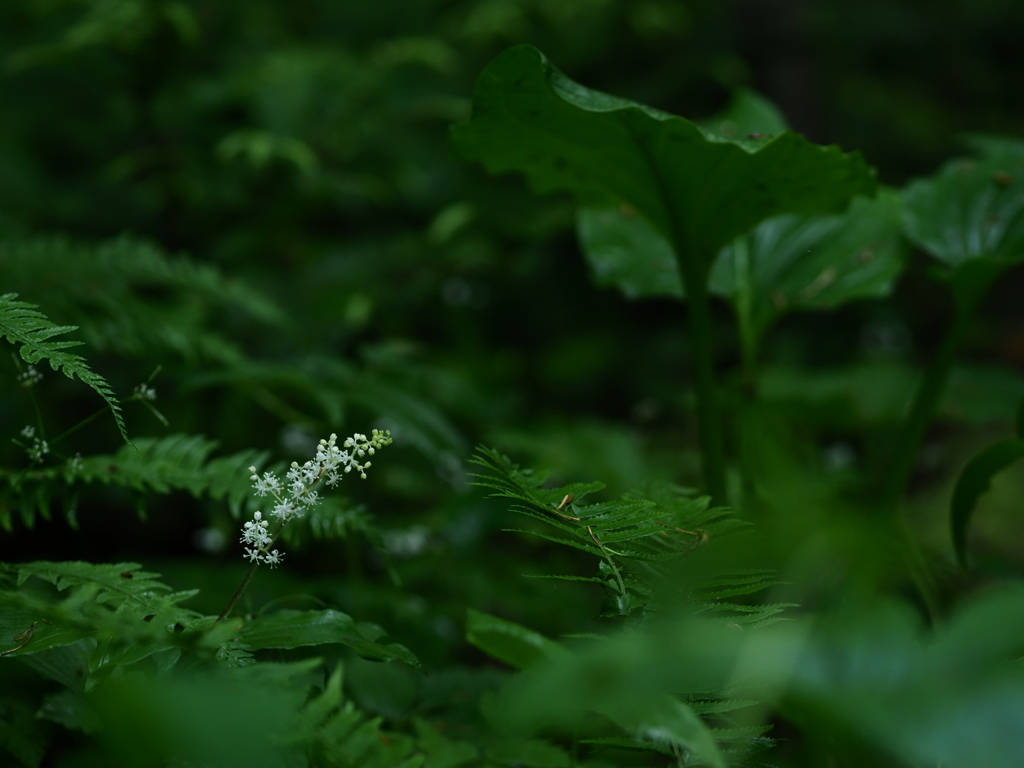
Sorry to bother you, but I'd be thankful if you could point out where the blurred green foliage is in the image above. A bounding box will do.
[2,1,1024,766]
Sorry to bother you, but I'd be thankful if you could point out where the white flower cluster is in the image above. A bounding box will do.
[134,383,157,401]
[239,429,393,567]
[17,365,42,388]
[18,425,49,462]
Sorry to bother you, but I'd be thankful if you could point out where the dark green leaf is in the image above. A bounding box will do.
[236,609,420,668]
[950,439,1024,568]
[453,44,876,280]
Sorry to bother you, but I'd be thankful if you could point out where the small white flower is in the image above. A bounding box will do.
[251,471,281,497]
[262,550,284,568]
[25,437,49,462]
[237,428,392,567]
[17,366,42,387]
[134,383,157,401]
[271,500,301,521]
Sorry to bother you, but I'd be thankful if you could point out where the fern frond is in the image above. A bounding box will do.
[500,527,603,557]
[0,561,203,661]
[0,236,286,363]
[0,434,268,530]
[282,497,377,544]
[473,446,791,624]
[74,434,265,514]
[523,574,608,585]
[0,293,127,442]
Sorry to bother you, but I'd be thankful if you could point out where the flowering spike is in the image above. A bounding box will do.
[237,428,392,566]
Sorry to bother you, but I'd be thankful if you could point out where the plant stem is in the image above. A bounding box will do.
[216,560,259,624]
[880,285,985,516]
[646,156,728,504]
[675,248,728,505]
[731,235,760,398]
[217,514,297,623]
[49,405,108,446]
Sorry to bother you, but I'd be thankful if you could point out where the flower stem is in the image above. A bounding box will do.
[879,282,986,517]
[216,560,259,624]
[216,522,285,623]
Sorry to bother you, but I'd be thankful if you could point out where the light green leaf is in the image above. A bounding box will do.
[580,188,905,331]
[903,140,1024,306]
[465,609,565,670]
[699,88,790,141]
[496,623,732,768]
[577,203,680,298]
[712,187,906,338]
[904,141,1024,269]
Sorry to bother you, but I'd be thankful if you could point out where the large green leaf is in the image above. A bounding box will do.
[712,187,906,338]
[452,44,876,276]
[580,188,905,332]
[903,139,1024,305]
[904,140,1024,269]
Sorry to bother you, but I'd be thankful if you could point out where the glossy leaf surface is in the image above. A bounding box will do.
[903,140,1024,269]
[580,188,905,333]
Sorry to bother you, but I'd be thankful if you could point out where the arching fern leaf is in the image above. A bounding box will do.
[0,434,267,530]
[471,446,790,624]
[0,236,286,363]
[0,292,128,443]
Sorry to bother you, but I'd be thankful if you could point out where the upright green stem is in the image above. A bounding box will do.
[644,152,727,503]
[880,286,985,516]
[730,235,760,398]
[216,560,259,624]
[216,521,285,623]
[674,247,728,505]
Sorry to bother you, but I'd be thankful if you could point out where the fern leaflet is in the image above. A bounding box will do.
[470,446,790,625]
[0,293,128,443]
